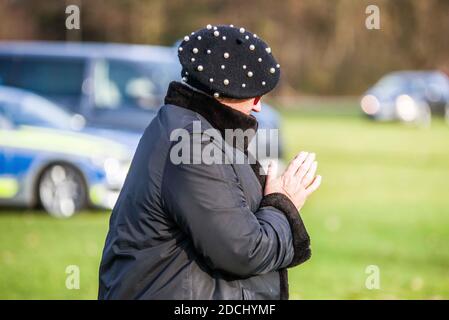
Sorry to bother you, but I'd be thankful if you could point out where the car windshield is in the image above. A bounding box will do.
[9,94,73,129]
[375,74,406,95]
[407,76,429,92]
[375,73,437,96]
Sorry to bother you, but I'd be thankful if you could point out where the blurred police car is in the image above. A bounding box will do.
[0,86,139,218]
[0,41,283,158]
[360,71,449,123]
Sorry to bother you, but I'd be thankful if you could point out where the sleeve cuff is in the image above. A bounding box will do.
[259,192,311,267]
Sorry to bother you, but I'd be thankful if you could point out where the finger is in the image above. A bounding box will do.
[266,160,278,182]
[302,161,317,187]
[284,151,308,177]
[295,152,315,181]
[306,175,322,196]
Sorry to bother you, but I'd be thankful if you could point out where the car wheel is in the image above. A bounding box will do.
[38,164,87,218]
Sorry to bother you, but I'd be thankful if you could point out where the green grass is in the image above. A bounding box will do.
[0,212,107,299]
[1,109,449,299]
[283,110,449,299]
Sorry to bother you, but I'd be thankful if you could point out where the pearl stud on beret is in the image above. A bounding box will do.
[178,24,281,99]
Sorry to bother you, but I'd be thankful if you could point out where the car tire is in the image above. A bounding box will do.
[38,164,87,218]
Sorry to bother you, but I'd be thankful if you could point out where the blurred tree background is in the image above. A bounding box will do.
[0,0,448,95]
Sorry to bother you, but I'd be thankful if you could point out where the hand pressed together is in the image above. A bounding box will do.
[264,152,322,210]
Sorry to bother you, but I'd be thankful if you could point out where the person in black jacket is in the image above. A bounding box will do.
[98,24,321,300]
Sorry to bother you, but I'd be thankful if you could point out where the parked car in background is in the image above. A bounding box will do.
[0,41,283,157]
[0,86,139,217]
[360,71,449,123]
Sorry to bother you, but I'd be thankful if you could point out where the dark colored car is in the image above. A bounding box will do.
[0,41,283,157]
[360,71,449,123]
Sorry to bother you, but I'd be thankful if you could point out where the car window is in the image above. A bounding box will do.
[0,56,85,112]
[429,74,449,91]
[375,74,406,96]
[93,59,179,111]
[9,57,85,96]
[376,75,403,89]
[407,77,427,93]
[0,56,15,86]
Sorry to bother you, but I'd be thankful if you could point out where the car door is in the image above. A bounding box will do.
[0,103,27,202]
[0,104,9,180]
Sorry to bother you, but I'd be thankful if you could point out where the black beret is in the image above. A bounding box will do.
[177,24,281,99]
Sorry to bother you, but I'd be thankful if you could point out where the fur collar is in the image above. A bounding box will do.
[164,81,266,186]
[164,81,258,137]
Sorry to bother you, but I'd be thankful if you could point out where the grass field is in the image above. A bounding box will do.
[1,106,449,299]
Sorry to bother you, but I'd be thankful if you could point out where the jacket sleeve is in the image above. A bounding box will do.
[161,138,311,277]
